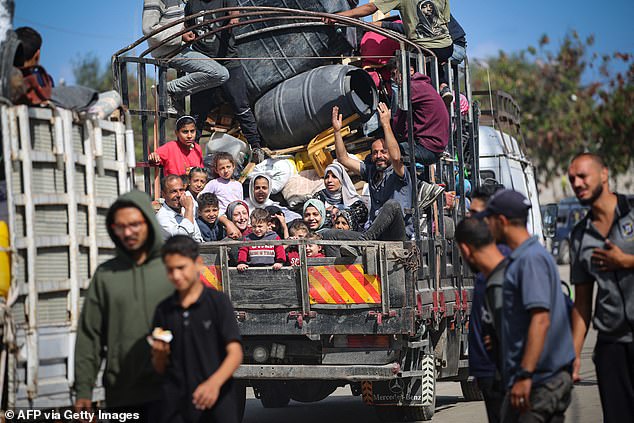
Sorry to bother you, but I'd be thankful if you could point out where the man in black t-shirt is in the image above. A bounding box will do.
[185,0,266,163]
[151,235,243,423]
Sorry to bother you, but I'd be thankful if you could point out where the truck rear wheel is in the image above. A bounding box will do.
[288,381,338,403]
[375,404,435,422]
[460,379,483,401]
[258,382,291,408]
[235,382,247,421]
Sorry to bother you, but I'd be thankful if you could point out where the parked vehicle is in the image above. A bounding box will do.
[546,198,589,264]
[473,90,545,241]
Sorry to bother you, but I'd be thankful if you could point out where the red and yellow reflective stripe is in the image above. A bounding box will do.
[200,265,222,291]
[308,264,382,304]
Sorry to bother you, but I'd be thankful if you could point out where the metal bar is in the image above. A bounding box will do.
[1,106,19,307]
[138,63,150,195]
[126,7,427,60]
[61,108,79,389]
[472,100,481,188]
[298,243,310,316]
[402,51,422,247]
[83,120,99,286]
[234,363,400,381]
[379,244,389,316]
[16,106,38,400]
[158,66,167,146]
[220,246,231,300]
[454,67,467,220]
[119,62,129,108]
[114,120,128,196]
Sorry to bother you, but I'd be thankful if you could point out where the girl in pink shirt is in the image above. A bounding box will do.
[198,152,243,216]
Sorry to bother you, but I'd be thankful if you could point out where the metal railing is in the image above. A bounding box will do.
[110,6,478,305]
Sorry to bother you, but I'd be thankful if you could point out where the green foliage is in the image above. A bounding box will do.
[71,53,113,92]
[472,31,634,179]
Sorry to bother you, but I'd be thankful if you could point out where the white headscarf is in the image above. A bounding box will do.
[323,162,362,207]
[246,173,301,221]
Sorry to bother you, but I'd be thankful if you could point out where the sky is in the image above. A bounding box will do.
[13,0,634,85]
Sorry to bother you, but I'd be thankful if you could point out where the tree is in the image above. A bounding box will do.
[72,53,113,92]
[472,31,633,179]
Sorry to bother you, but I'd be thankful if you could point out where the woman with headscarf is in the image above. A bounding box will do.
[245,173,301,222]
[223,200,251,265]
[225,200,251,239]
[313,162,368,232]
[303,198,328,233]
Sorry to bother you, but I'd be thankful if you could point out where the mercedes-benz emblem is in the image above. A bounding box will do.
[389,378,404,394]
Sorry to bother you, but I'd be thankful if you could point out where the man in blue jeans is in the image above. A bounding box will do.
[185,0,266,163]
[142,0,229,113]
[477,190,575,423]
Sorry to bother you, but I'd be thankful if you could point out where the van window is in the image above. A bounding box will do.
[480,170,496,184]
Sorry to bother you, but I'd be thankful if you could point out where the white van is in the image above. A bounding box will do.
[478,124,544,241]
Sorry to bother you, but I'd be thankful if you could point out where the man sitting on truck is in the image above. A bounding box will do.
[156,175,204,242]
[388,58,450,167]
[320,102,443,255]
[184,0,267,163]
[74,191,174,420]
[142,0,230,114]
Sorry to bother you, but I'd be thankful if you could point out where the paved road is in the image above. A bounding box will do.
[243,265,604,422]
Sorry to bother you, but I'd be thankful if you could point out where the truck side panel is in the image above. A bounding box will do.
[1,106,130,407]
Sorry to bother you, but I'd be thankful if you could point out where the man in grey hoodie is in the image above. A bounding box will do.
[142,0,229,112]
[73,191,173,420]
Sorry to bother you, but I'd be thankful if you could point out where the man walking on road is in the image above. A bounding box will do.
[478,190,575,423]
[456,217,508,422]
[568,153,634,422]
[74,191,173,420]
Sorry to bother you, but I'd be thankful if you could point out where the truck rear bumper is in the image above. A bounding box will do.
[235,363,400,381]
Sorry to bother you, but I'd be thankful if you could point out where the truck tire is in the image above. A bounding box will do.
[288,381,337,403]
[259,382,291,408]
[375,404,435,422]
[236,382,247,421]
[460,379,483,401]
[375,354,436,422]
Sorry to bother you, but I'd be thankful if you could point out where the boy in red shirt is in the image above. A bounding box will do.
[237,209,286,271]
[286,220,310,266]
[148,115,203,176]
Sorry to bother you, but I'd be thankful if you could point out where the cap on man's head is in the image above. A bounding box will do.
[473,189,531,219]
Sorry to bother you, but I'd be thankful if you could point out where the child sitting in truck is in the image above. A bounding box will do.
[148,115,203,176]
[196,193,225,242]
[187,167,208,199]
[237,209,286,272]
[198,152,243,216]
[306,232,325,258]
[286,220,310,266]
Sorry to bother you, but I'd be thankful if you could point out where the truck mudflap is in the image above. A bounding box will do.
[362,354,435,407]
